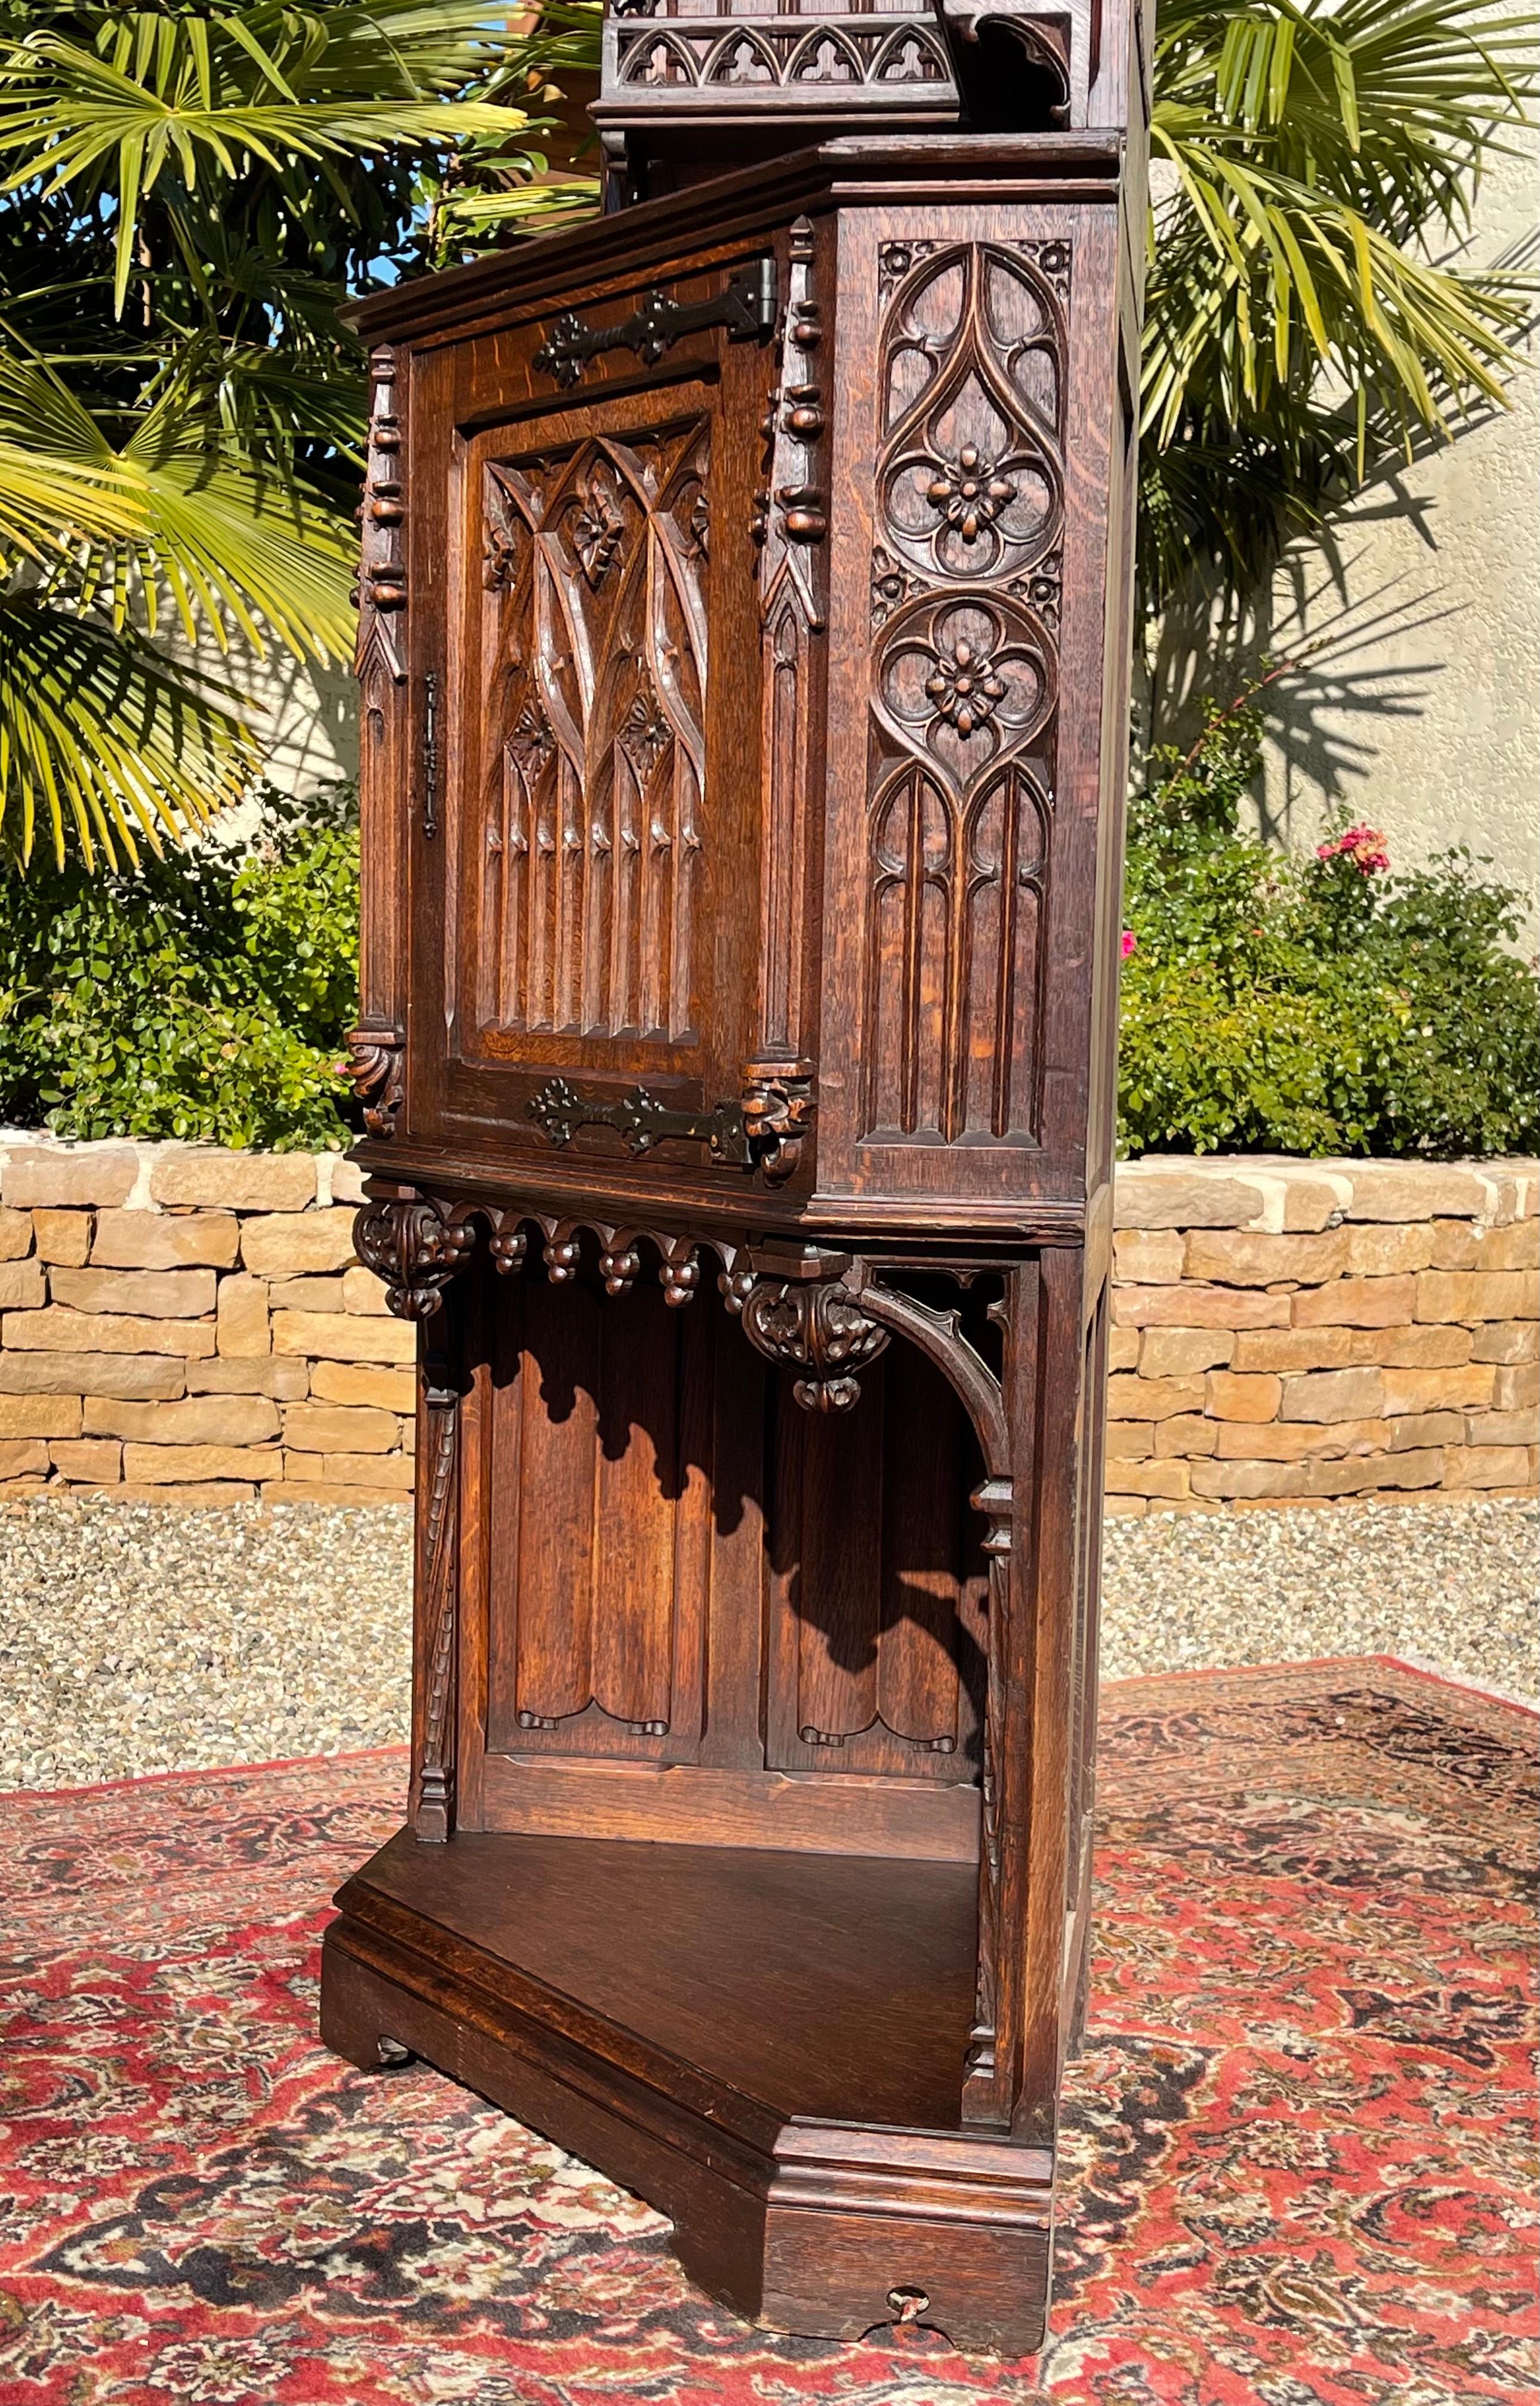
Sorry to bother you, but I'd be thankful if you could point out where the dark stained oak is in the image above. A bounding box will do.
[337,1827,979,2131]
[326,0,1148,2356]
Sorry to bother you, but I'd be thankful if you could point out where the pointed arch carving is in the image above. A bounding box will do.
[476,419,709,1045]
[863,239,1068,1148]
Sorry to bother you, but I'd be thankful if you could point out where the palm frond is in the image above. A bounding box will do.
[1143,0,1537,609]
[0,596,251,869]
[0,11,542,314]
[0,350,354,660]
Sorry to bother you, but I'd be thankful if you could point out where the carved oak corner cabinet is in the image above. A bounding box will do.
[322,0,1150,2356]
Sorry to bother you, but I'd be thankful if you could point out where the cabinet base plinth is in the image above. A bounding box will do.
[320,1828,1054,2356]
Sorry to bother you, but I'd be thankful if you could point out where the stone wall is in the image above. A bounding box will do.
[0,1136,408,1506]
[1108,1156,1538,1512]
[0,1136,1533,1511]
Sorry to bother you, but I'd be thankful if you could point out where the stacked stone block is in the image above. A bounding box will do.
[0,1137,412,1505]
[1107,1158,1538,1513]
[0,1137,1534,1510]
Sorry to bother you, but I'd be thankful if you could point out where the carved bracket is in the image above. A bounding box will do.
[353,1195,480,1321]
[733,1272,890,1412]
[535,259,777,388]
[345,1028,406,1142]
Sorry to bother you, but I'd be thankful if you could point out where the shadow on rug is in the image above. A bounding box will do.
[1,1658,1534,2405]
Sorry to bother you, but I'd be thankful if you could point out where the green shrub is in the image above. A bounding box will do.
[0,786,359,1152]
[1119,701,1540,1159]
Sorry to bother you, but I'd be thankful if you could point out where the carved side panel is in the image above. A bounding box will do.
[476,418,709,1045]
[609,9,955,105]
[766,1341,987,1779]
[483,1266,713,1758]
[347,344,409,1134]
[862,242,1067,1146]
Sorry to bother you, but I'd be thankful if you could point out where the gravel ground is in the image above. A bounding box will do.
[0,1500,412,1793]
[1100,1495,1536,1701]
[0,1492,1533,1791]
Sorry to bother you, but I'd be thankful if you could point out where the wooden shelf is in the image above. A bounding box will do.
[338,1827,978,2133]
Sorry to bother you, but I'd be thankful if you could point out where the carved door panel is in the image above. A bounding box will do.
[415,370,758,1166]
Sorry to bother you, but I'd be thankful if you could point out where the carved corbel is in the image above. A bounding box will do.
[736,1267,890,1412]
[741,1059,816,1187]
[344,1027,406,1140]
[353,1193,476,1321]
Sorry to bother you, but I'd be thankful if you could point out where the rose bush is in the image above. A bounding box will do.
[1119,700,1539,1158]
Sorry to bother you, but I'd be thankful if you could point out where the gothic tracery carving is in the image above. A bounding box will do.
[863,241,1067,1146]
[477,422,709,1044]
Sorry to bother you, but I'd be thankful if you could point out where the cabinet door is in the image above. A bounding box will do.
[408,329,764,1171]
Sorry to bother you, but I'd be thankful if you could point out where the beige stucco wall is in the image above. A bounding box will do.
[1255,138,1539,939]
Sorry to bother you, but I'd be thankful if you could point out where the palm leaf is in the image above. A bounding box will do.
[0,596,251,869]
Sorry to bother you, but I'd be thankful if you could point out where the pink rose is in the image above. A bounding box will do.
[1121,930,1137,960]
[1317,824,1390,875]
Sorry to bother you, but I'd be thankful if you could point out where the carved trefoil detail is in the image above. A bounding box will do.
[862,242,1067,1147]
[476,421,709,1045]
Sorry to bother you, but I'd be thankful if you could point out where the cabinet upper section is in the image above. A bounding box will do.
[345,142,1143,1242]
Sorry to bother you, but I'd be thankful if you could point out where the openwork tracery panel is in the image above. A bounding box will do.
[863,241,1067,1146]
[476,418,709,1044]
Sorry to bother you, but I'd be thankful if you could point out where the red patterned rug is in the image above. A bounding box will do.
[1,1658,1535,2405]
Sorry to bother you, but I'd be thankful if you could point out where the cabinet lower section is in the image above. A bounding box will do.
[327,1182,1112,2352]
[321,1827,1054,2355]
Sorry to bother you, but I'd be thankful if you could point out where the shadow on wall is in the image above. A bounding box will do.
[1144,542,1458,843]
